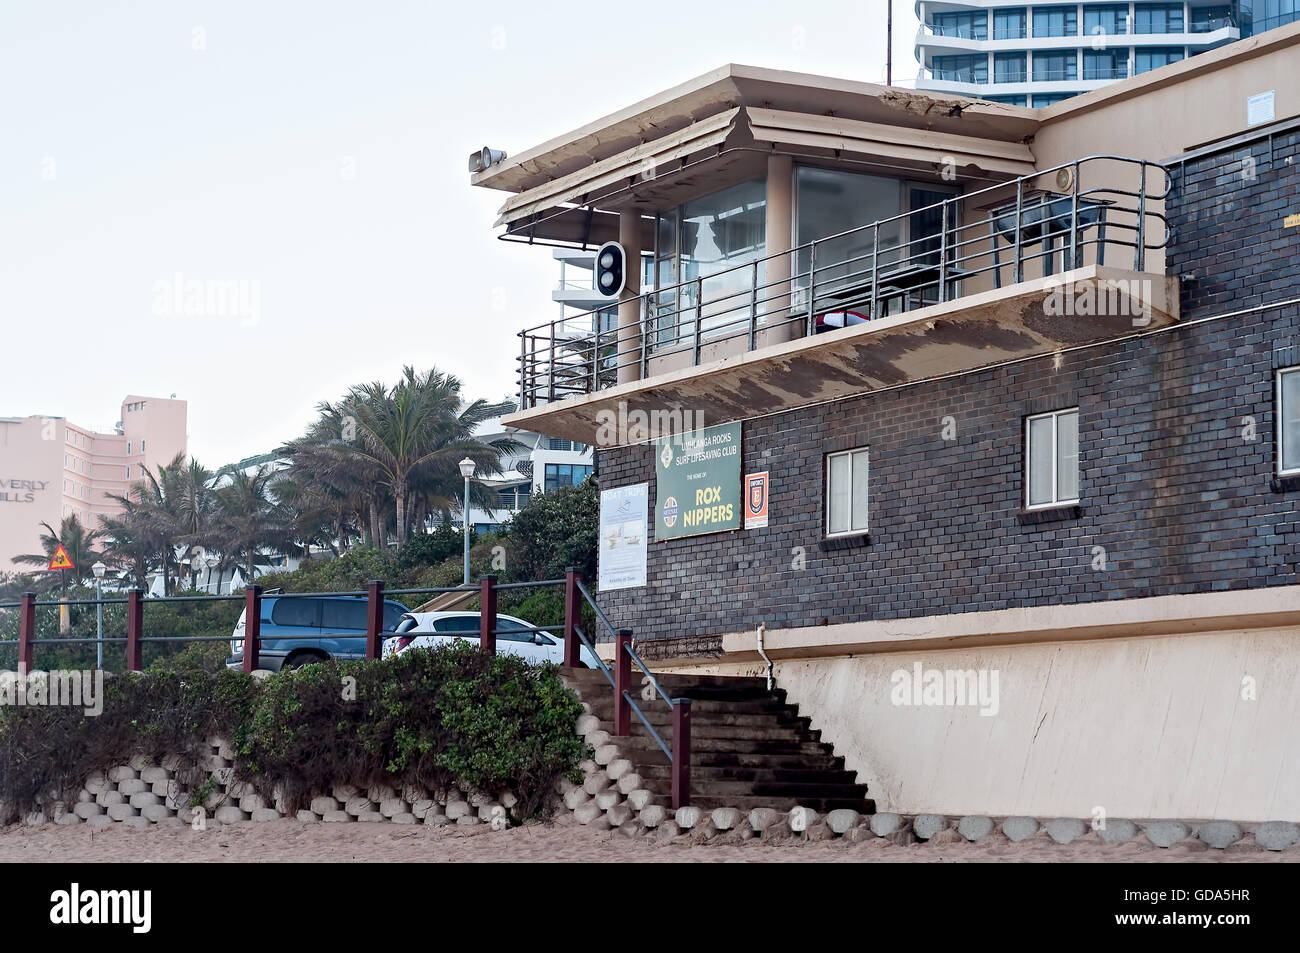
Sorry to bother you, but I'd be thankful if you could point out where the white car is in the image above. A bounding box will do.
[382,611,600,668]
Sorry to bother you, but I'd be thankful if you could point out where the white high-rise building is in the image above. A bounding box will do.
[913,1,1293,107]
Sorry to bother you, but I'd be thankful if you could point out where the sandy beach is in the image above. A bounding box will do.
[2,815,1295,863]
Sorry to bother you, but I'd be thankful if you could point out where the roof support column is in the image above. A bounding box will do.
[757,153,798,347]
[616,208,643,385]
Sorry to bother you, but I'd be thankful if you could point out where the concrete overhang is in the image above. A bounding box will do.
[500,264,1179,445]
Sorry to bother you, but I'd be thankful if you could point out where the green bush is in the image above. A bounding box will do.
[0,646,585,823]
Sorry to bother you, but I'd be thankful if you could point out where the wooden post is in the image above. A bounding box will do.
[479,575,497,655]
[366,580,385,661]
[672,698,693,810]
[562,567,581,667]
[242,585,262,674]
[18,592,35,673]
[613,629,633,736]
[126,588,144,672]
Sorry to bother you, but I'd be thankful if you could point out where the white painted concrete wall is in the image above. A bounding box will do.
[663,628,1300,821]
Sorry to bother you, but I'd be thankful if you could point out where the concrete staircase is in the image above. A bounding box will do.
[562,668,875,814]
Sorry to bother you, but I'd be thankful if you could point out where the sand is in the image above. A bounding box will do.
[1,815,1296,862]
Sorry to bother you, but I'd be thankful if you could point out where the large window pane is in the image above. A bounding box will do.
[851,450,870,532]
[795,166,903,308]
[1056,411,1079,501]
[828,453,851,535]
[1033,6,1078,36]
[682,178,766,338]
[1282,370,1300,472]
[1027,415,1055,506]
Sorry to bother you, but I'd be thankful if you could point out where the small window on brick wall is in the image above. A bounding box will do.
[1277,368,1300,475]
[825,447,869,537]
[1025,408,1079,508]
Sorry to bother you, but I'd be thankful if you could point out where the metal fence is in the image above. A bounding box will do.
[0,570,697,807]
[516,155,1172,409]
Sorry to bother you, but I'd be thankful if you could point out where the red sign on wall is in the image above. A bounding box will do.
[744,472,769,529]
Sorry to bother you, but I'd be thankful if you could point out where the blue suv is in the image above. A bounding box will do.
[226,592,411,672]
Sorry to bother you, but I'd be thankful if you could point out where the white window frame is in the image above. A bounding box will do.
[824,447,870,538]
[1024,408,1080,509]
[1277,367,1300,476]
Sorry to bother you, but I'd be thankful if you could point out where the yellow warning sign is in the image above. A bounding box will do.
[47,543,74,571]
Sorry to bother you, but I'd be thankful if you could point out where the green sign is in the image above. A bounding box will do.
[654,422,742,540]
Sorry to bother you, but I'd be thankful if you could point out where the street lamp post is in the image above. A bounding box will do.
[91,561,106,670]
[459,457,476,585]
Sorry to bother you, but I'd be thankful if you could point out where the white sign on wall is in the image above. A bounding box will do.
[598,483,648,591]
[1247,90,1275,127]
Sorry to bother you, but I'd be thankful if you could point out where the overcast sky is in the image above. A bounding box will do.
[0,0,919,467]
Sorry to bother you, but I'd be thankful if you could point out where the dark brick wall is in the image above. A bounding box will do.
[594,130,1300,647]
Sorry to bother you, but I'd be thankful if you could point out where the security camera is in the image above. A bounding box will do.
[469,147,508,173]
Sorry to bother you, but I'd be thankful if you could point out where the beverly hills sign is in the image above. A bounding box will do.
[0,479,50,504]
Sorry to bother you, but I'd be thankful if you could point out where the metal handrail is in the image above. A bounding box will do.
[516,155,1172,409]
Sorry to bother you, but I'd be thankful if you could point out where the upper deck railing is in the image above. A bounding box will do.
[517,155,1171,410]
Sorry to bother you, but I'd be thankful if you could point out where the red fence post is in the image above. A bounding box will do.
[366,579,385,661]
[125,588,144,672]
[672,698,692,810]
[242,585,262,674]
[562,567,581,668]
[18,592,35,673]
[613,629,632,736]
[479,575,497,655]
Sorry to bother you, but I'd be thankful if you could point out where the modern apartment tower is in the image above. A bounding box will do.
[914,1,1296,106]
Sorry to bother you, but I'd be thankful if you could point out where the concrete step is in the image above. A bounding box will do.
[635,776,869,800]
[583,706,810,732]
[616,748,846,771]
[609,733,834,756]
[637,764,860,786]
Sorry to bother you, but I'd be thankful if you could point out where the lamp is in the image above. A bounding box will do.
[459,457,476,584]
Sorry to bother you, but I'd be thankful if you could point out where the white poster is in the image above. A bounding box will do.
[599,483,648,591]
[1247,90,1275,127]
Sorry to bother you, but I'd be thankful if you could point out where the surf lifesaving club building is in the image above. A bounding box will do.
[473,26,1300,822]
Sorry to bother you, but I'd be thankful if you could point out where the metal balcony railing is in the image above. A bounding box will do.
[516,156,1172,410]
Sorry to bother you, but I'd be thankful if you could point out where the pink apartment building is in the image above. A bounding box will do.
[0,395,187,573]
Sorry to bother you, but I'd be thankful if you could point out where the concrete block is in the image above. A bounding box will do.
[606,803,632,827]
[1199,820,1242,849]
[957,816,995,842]
[445,800,472,820]
[251,808,280,822]
[825,809,861,835]
[129,792,161,809]
[214,806,248,823]
[321,810,353,823]
[913,814,949,841]
[310,796,340,815]
[640,805,667,828]
[140,766,170,784]
[295,810,320,823]
[674,806,702,830]
[74,802,104,819]
[116,779,147,796]
[1254,821,1300,851]
[238,794,266,813]
[1097,819,1138,846]
[1001,816,1040,842]
[869,812,905,837]
[594,790,621,810]
[122,816,151,830]
[1046,818,1087,845]
[626,789,653,811]
[142,804,174,822]
[86,814,115,829]
[107,803,138,822]
[789,806,819,832]
[711,807,742,831]
[391,813,418,824]
[1144,820,1190,848]
[380,797,407,818]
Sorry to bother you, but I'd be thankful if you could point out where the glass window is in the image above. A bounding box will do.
[794,166,903,308]
[1085,4,1130,36]
[271,599,319,628]
[1033,5,1079,36]
[1033,50,1078,81]
[994,7,1027,38]
[497,618,552,644]
[1135,3,1185,32]
[321,599,369,631]
[825,448,869,537]
[1026,409,1080,508]
[1278,368,1300,474]
[931,54,989,83]
[680,178,767,339]
[544,463,593,492]
[1031,92,1077,107]
[983,94,1030,105]
[433,616,481,633]
[994,52,1028,83]
[1135,47,1185,72]
[932,11,988,38]
[1083,49,1128,79]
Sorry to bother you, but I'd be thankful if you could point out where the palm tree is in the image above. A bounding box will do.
[311,367,521,547]
[210,464,288,581]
